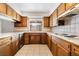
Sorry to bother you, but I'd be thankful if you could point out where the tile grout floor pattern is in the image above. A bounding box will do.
[15,44,53,56]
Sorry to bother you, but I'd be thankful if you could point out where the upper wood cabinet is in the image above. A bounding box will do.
[52,9,58,26]
[50,14,53,26]
[12,10,17,19]
[6,5,13,17]
[16,14,21,21]
[0,3,7,14]
[65,3,77,10]
[43,17,50,27]
[58,3,66,16]
[14,16,27,27]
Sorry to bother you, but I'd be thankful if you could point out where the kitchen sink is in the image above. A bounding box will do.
[64,35,77,38]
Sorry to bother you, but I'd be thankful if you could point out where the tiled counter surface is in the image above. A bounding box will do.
[47,32,79,46]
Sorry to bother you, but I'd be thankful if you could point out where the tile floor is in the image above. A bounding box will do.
[15,44,52,56]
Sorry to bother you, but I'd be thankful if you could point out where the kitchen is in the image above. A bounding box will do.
[0,3,79,56]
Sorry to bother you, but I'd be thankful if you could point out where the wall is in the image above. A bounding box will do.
[52,14,79,35]
[0,20,14,33]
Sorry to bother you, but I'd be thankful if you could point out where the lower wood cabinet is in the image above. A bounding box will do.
[57,44,70,56]
[30,33,41,44]
[11,35,19,55]
[0,37,12,56]
[51,39,57,56]
[49,35,71,56]
[47,35,52,51]
[41,33,47,44]
[24,33,30,45]
[24,33,47,44]
[71,44,79,56]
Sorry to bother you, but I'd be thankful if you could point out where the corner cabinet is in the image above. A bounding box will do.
[0,3,7,14]
[43,17,50,27]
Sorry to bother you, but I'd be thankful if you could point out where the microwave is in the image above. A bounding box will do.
[58,20,65,26]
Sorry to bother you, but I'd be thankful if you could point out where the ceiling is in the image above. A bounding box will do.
[7,3,60,18]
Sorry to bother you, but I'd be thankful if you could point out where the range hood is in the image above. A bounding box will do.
[58,4,79,18]
[0,14,15,22]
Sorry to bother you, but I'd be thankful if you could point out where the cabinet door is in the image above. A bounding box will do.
[41,33,47,44]
[57,44,70,56]
[50,14,53,26]
[47,35,52,49]
[21,17,27,27]
[71,44,79,56]
[66,3,77,10]
[24,33,30,45]
[0,3,7,14]
[44,17,50,27]
[52,9,58,26]
[30,35,41,44]
[12,10,17,19]
[51,39,57,56]
[14,16,27,27]
[6,5,13,17]
[58,3,66,16]
[16,14,21,21]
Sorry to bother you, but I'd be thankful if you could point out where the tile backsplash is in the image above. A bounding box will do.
[52,14,79,35]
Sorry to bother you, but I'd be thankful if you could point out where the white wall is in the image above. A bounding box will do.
[52,14,79,35]
[0,20,14,33]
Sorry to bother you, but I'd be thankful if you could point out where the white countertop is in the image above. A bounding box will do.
[0,31,46,38]
[1,31,79,46]
[47,32,79,46]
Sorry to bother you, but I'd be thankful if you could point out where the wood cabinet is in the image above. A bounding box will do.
[30,33,41,44]
[6,5,13,17]
[24,33,47,44]
[43,17,50,27]
[41,33,47,44]
[16,14,21,21]
[50,14,53,26]
[51,39,57,56]
[71,44,79,56]
[12,10,17,19]
[65,3,77,10]
[0,3,7,14]
[11,35,19,55]
[23,33,30,45]
[48,35,71,56]
[14,16,27,27]
[57,44,70,56]
[47,35,52,50]
[0,37,12,56]
[52,9,58,26]
[58,3,66,16]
